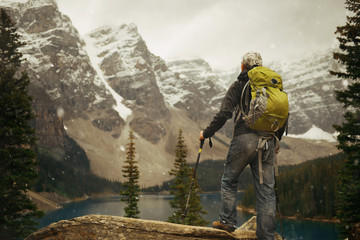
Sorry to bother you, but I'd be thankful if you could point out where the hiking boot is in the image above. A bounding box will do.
[212,220,236,233]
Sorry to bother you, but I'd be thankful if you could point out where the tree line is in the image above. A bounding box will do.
[35,143,122,198]
[142,159,253,193]
[120,128,208,225]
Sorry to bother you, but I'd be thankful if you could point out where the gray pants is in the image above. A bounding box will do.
[219,133,276,240]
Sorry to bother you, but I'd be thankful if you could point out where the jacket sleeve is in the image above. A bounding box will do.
[203,81,243,138]
[275,113,289,141]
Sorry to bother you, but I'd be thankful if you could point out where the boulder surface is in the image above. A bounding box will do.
[26,215,282,240]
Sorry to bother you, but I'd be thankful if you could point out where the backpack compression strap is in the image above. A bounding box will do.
[256,136,272,184]
[256,134,280,184]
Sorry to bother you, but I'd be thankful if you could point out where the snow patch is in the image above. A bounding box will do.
[288,125,337,142]
[322,84,331,91]
[93,94,106,105]
[1,0,57,9]
[83,35,132,120]
[57,107,65,118]
[86,24,141,75]
[342,79,349,88]
[46,88,61,99]
[0,0,28,6]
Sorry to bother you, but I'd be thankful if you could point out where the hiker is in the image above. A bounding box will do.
[199,52,288,240]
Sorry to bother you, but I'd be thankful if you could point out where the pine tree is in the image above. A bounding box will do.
[330,0,360,237]
[120,130,140,218]
[168,129,208,226]
[0,8,43,238]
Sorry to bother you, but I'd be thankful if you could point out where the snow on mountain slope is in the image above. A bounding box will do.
[2,0,131,183]
[83,29,132,120]
[164,49,347,140]
[163,59,226,118]
[206,49,346,136]
[4,0,116,117]
[86,24,146,76]
[85,24,170,144]
[80,24,234,186]
[287,125,337,142]
[268,49,346,134]
[1,0,54,8]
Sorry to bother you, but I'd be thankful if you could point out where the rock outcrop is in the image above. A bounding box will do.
[26,215,281,240]
[349,223,360,240]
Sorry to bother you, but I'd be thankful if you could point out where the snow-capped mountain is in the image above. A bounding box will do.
[85,24,170,143]
[268,50,346,134]
[1,0,343,187]
[5,0,115,116]
[163,59,226,120]
[1,0,121,177]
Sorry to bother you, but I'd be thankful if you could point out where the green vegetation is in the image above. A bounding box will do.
[120,130,140,218]
[0,8,43,238]
[241,153,345,219]
[143,160,253,193]
[168,129,208,226]
[196,160,253,191]
[330,0,360,237]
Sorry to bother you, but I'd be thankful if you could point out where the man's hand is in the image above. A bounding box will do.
[199,131,205,141]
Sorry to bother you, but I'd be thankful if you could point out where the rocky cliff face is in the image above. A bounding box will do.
[2,0,125,181]
[7,0,116,118]
[79,23,230,185]
[162,58,237,138]
[165,59,226,121]
[268,50,346,134]
[85,24,170,144]
[1,0,344,188]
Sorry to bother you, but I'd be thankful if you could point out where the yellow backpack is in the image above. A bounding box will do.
[240,66,289,133]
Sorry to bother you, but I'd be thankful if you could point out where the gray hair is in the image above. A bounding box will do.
[242,52,263,69]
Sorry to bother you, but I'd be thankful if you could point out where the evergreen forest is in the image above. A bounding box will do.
[142,159,253,193]
[35,141,122,199]
[35,138,346,223]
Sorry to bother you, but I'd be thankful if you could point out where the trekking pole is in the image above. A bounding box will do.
[182,139,205,223]
[274,174,285,240]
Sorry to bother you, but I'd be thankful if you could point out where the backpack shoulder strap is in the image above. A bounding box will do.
[234,80,250,123]
[240,80,250,117]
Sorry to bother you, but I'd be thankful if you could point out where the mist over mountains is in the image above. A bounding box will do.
[1,0,344,187]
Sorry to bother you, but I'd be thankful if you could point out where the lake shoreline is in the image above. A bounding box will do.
[33,191,340,224]
[37,192,340,239]
[236,205,340,223]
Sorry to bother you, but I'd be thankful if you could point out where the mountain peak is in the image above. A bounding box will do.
[2,0,57,8]
[127,22,138,32]
[88,23,140,38]
[167,58,213,74]
[86,23,142,52]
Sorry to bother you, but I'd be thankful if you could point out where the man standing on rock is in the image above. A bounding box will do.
[199,52,288,240]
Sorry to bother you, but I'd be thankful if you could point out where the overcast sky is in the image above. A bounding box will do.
[56,0,346,71]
